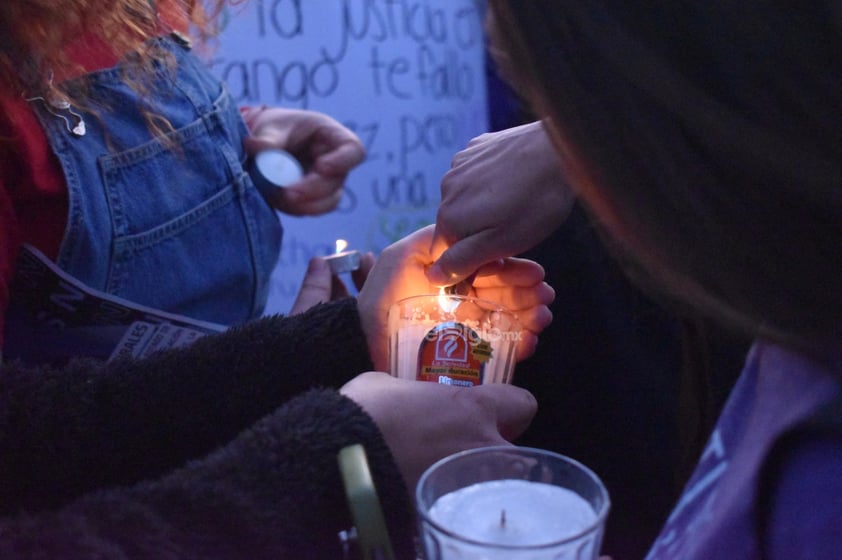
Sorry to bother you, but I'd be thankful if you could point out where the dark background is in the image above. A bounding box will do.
[485,56,750,559]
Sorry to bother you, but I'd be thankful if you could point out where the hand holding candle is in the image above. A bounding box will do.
[288,248,373,315]
[343,225,550,490]
[339,373,537,494]
[357,225,554,372]
[242,106,365,216]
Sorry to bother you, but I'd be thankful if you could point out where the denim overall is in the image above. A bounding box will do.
[30,35,282,325]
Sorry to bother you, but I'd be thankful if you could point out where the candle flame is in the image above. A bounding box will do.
[335,239,348,254]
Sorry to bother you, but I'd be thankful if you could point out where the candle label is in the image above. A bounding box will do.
[416,322,490,386]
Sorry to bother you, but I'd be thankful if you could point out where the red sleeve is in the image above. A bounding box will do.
[0,179,21,351]
[0,95,69,352]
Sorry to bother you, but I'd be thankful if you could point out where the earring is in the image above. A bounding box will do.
[24,71,86,137]
[46,97,87,137]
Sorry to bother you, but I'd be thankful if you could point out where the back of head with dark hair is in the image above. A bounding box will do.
[490,1,842,349]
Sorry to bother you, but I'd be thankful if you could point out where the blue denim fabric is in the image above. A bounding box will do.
[31,36,282,325]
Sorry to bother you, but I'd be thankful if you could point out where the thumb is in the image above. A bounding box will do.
[477,384,538,441]
[289,257,333,315]
[426,230,501,287]
[242,134,287,157]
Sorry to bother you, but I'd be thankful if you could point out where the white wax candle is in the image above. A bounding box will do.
[427,479,597,557]
[324,250,361,275]
[393,323,431,380]
[253,149,303,188]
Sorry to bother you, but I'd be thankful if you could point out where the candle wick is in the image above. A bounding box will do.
[500,509,506,528]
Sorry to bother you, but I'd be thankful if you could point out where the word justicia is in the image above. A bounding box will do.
[422,324,521,344]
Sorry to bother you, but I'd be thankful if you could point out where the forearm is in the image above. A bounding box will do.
[0,298,374,513]
[0,389,416,559]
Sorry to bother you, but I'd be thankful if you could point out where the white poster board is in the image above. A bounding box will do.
[209,0,489,313]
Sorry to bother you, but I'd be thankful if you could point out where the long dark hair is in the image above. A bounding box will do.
[489,1,842,349]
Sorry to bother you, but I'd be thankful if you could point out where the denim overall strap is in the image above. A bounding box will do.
[30,36,281,325]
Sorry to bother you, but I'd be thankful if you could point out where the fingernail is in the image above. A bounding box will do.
[425,263,456,287]
[309,256,329,272]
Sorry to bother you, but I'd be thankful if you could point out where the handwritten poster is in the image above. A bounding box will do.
[209,0,489,313]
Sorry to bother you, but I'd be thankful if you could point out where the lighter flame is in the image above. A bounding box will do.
[438,286,460,313]
[335,239,348,254]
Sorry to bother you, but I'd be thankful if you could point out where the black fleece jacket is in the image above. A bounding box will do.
[0,298,416,558]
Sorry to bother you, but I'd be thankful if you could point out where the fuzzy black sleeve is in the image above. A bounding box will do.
[0,388,418,559]
[0,298,375,514]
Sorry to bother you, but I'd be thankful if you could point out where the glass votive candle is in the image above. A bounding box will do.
[416,446,611,559]
[388,294,521,386]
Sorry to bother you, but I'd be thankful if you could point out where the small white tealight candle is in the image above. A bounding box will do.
[324,238,362,275]
[253,149,304,190]
[428,479,597,558]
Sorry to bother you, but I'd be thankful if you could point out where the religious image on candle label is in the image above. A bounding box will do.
[416,322,490,386]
